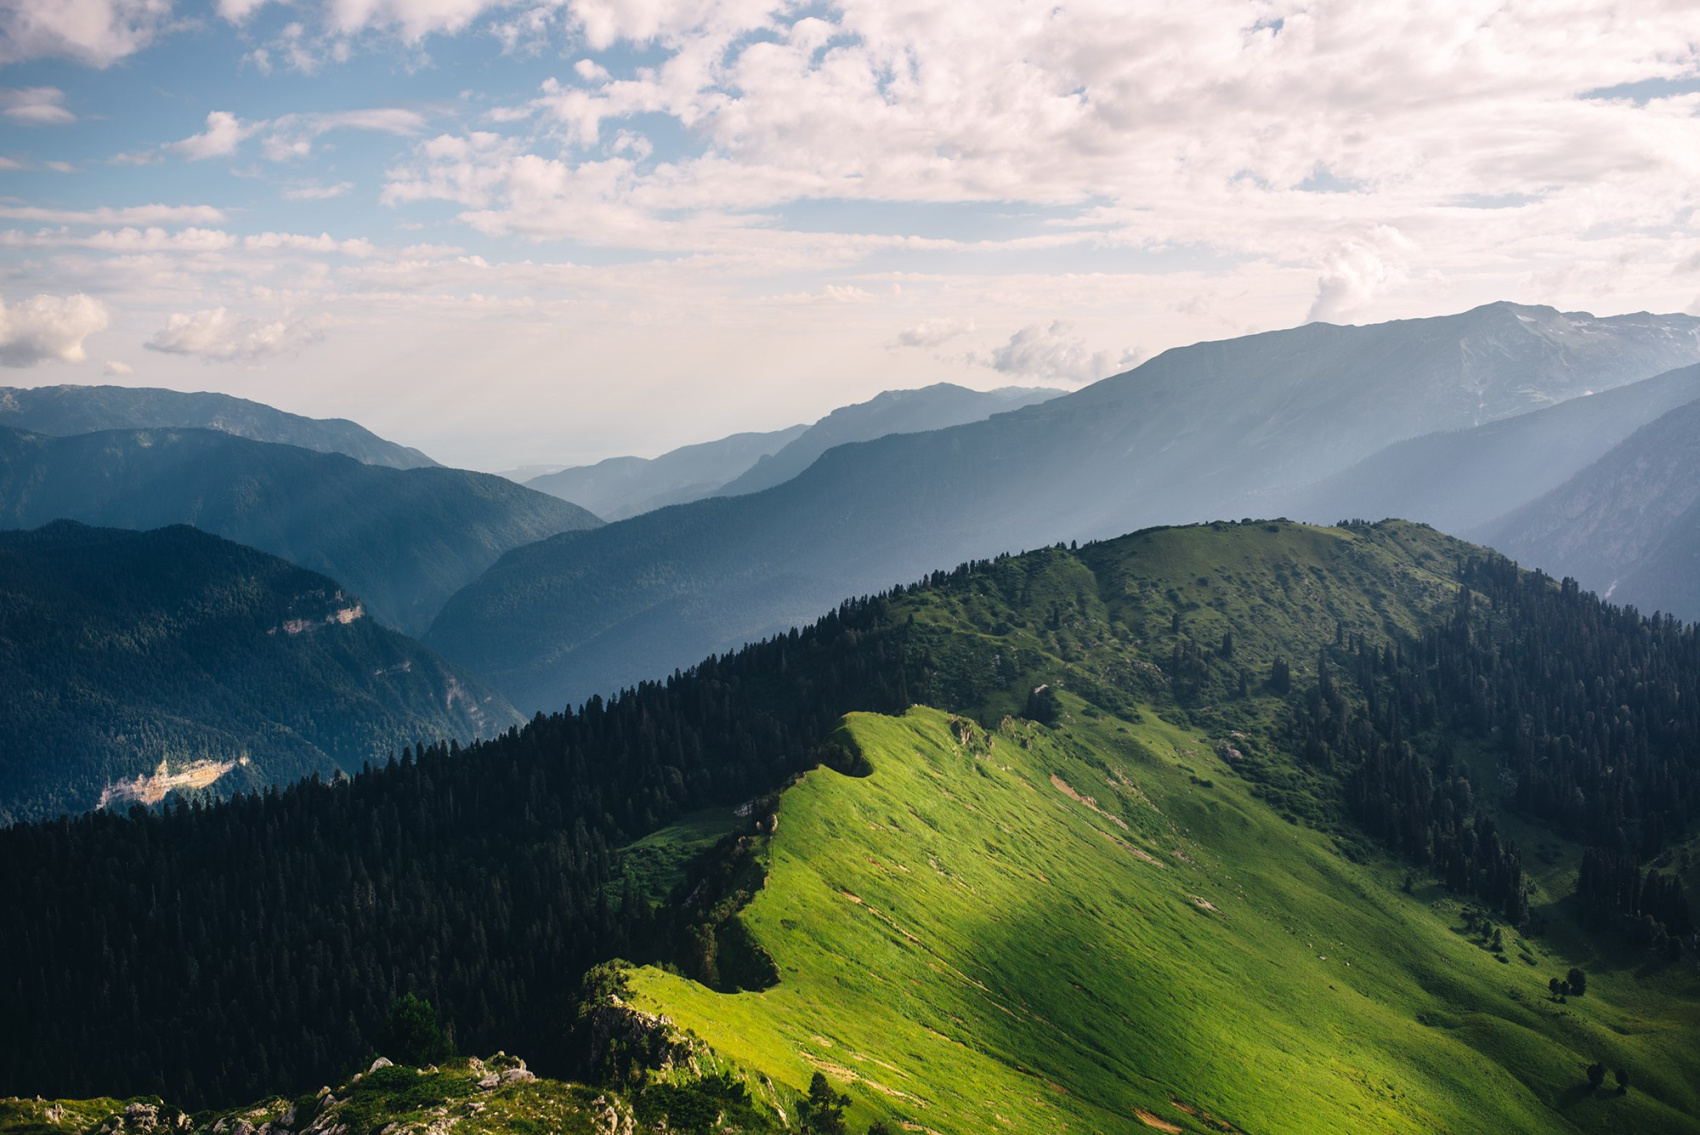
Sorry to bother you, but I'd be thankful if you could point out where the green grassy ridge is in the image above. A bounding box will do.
[629,704,1700,1134]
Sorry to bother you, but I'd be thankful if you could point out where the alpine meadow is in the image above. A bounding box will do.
[2,3,1699,1134]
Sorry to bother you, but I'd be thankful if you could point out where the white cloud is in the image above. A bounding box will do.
[282,180,355,200]
[260,108,427,161]
[103,358,133,375]
[890,317,974,349]
[0,0,173,67]
[0,203,226,225]
[167,111,257,161]
[1307,227,1414,324]
[145,307,320,361]
[979,321,1137,385]
[164,107,428,164]
[1,87,75,126]
[0,293,108,366]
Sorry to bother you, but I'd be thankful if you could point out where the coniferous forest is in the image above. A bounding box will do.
[1,522,1697,1109]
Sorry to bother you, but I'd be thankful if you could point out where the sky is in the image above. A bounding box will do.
[0,0,1697,470]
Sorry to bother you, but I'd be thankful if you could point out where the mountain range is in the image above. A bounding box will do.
[0,521,519,825]
[0,425,600,634]
[524,382,1060,520]
[0,384,436,469]
[427,302,1700,712]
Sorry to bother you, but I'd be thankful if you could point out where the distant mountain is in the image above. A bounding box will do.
[427,302,1700,712]
[0,384,437,469]
[1289,362,1700,533]
[0,427,601,634]
[528,426,807,521]
[712,382,1062,497]
[526,384,1065,521]
[0,521,521,825]
[1476,396,1700,621]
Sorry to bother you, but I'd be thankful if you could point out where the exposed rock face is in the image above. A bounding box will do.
[588,996,697,1079]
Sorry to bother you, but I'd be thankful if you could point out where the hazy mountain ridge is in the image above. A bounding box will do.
[1289,362,1700,533]
[0,426,601,635]
[1477,396,1700,620]
[526,383,1063,522]
[430,303,1700,712]
[0,385,437,469]
[527,425,807,521]
[0,521,521,825]
[712,382,1061,497]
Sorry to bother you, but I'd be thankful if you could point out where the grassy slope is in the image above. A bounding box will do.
[627,522,1700,1134]
[633,706,1700,1134]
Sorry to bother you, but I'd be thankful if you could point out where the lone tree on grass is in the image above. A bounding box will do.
[798,1072,851,1135]
[1567,967,1587,996]
[1587,1062,1607,1091]
[379,993,454,1067]
[1615,1068,1630,1095]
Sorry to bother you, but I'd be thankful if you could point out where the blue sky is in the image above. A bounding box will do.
[1,0,1697,468]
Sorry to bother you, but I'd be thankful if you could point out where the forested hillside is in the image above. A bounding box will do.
[0,522,521,824]
[5,520,1697,1130]
[0,426,600,633]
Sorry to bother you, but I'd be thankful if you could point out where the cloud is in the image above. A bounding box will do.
[164,107,427,164]
[260,108,427,161]
[1307,227,1413,324]
[145,307,320,361]
[282,180,355,200]
[890,317,975,349]
[0,203,226,225]
[979,321,1137,385]
[103,359,133,375]
[1,87,75,126]
[0,0,174,67]
[167,111,258,161]
[0,293,109,366]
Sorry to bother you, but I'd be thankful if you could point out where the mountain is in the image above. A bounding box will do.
[7,520,1698,1132]
[711,382,1062,498]
[525,384,1063,522]
[1476,396,1700,621]
[428,302,1700,712]
[527,425,807,521]
[0,521,521,825]
[0,426,601,635]
[0,384,437,469]
[1289,362,1700,534]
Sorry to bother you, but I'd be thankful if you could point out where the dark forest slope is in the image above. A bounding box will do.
[0,522,520,824]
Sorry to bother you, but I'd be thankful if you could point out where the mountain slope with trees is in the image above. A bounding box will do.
[0,384,436,469]
[0,426,600,634]
[4,520,1697,1133]
[1478,396,1700,622]
[0,521,520,824]
[429,303,1700,712]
